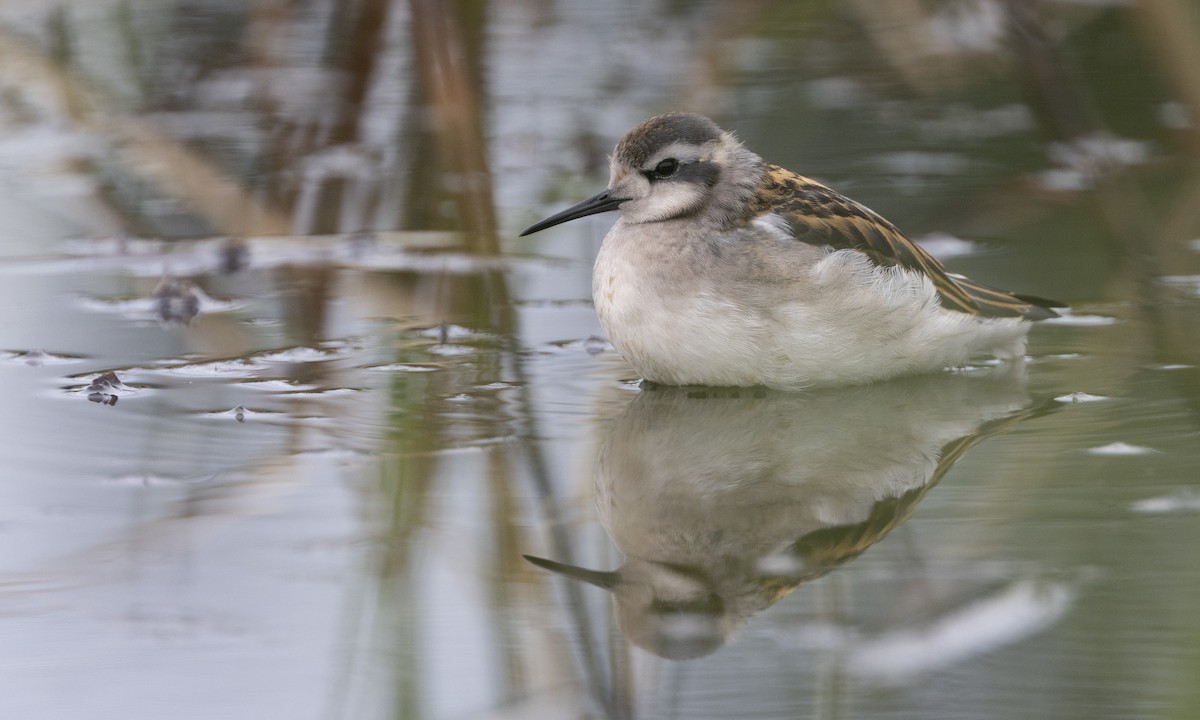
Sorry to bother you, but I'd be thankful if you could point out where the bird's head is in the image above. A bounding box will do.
[522,553,730,660]
[520,113,763,236]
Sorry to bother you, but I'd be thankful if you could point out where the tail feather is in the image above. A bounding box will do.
[954,277,1064,320]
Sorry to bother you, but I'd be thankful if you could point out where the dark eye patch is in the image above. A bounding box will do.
[642,158,721,187]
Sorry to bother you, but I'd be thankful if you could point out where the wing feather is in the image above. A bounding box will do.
[748,165,1059,319]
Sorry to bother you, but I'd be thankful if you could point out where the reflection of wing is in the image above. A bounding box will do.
[789,396,1060,575]
[748,164,1064,320]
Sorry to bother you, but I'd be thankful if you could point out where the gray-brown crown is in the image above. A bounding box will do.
[614,113,724,167]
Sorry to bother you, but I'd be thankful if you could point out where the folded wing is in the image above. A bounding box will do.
[748,164,1062,320]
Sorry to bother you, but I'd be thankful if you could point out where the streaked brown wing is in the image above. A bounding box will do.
[748,164,1060,319]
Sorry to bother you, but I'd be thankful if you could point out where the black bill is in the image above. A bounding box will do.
[519,189,625,236]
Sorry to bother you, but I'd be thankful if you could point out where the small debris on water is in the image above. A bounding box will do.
[217,238,249,274]
[583,336,609,355]
[86,371,125,406]
[153,278,201,324]
[19,349,48,366]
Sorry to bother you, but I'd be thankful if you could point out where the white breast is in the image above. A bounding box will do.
[592,220,1030,389]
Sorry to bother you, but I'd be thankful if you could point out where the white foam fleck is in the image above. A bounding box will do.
[1054,392,1110,403]
[1159,102,1193,130]
[477,382,517,391]
[198,406,273,422]
[1042,314,1118,326]
[257,347,333,363]
[427,344,475,357]
[1086,442,1159,456]
[1159,275,1200,296]
[418,324,492,341]
[103,475,201,487]
[366,363,438,372]
[807,77,865,110]
[915,232,980,258]
[1132,490,1200,514]
[873,151,971,176]
[238,379,316,392]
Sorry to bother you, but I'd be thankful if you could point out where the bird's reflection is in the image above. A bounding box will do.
[527,369,1047,660]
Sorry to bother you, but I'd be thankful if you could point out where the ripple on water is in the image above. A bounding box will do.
[101,474,211,487]
[154,359,267,378]
[235,379,319,392]
[3,349,87,366]
[75,286,242,323]
[281,387,361,398]
[143,346,345,381]
[547,336,612,355]
[197,406,284,423]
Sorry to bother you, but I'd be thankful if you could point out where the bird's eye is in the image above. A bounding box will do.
[653,158,679,177]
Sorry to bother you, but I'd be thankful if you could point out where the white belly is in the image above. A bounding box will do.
[592,227,1029,389]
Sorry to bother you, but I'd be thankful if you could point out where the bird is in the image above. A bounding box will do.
[520,112,1064,389]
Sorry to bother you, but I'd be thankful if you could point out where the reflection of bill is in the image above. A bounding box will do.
[526,370,1050,660]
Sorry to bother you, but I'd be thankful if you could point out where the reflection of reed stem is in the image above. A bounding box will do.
[1004,0,1200,383]
[329,0,393,147]
[1134,0,1200,155]
[1005,0,1098,142]
[408,0,500,253]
